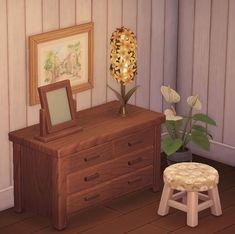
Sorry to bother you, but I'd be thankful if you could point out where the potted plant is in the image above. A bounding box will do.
[161,85,216,165]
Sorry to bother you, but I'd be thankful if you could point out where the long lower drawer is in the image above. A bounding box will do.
[67,166,153,214]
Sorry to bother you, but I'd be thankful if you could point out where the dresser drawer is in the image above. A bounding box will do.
[67,166,153,214]
[114,128,154,156]
[67,147,153,194]
[65,142,113,173]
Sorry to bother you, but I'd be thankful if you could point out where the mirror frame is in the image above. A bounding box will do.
[38,80,77,134]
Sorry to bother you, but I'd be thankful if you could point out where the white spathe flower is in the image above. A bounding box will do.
[187,95,202,110]
[164,109,183,121]
[161,86,180,104]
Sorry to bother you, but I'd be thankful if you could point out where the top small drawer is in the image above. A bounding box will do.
[114,128,154,156]
[65,142,113,173]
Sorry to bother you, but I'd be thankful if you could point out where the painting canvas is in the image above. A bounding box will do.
[29,23,93,105]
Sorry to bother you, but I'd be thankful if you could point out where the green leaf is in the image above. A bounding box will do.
[191,130,210,151]
[193,113,216,126]
[162,137,183,156]
[124,86,139,103]
[192,124,207,132]
[107,85,124,105]
[164,120,182,139]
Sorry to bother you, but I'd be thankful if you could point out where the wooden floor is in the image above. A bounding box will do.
[0,155,234,234]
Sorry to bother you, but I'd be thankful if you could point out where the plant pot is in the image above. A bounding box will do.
[167,148,193,165]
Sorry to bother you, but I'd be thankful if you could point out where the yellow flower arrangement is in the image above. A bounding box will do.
[109,27,138,116]
[110,27,137,85]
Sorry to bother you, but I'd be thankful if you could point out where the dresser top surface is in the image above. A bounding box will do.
[9,101,165,157]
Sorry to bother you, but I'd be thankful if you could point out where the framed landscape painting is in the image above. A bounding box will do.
[29,22,93,105]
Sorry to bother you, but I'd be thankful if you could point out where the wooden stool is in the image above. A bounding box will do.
[157,162,222,227]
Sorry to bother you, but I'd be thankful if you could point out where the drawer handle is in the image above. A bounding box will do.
[84,154,100,162]
[128,177,142,185]
[128,140,142,147]
[84,193,100,202]
[128,157,143,166]
[84,172,100,182]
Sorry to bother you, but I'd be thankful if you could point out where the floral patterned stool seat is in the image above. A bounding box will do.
[157,162,222,227]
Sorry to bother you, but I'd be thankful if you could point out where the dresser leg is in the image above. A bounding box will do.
[13,143,23,213]
[52,212,68,230]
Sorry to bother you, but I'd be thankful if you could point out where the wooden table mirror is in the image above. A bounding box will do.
[36,79,82,142]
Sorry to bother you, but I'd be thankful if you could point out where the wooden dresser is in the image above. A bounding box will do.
[9,101,165,230]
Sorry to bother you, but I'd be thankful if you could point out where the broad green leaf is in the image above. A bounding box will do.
[124,86,140,103]
[107,85,124,105]
[192,124,207,132]
[193,113,216,126]
[191,130,210,151]
[162,137,183,156]
[164,120,182,139]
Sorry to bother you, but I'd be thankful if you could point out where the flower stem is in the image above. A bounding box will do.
[121,82,126,101]
[181,107,193,149]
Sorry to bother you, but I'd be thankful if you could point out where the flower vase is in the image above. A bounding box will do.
[167,148,193,165]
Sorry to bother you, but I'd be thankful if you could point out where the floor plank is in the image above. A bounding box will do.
[0,155,234,234]
[34,206,121,234]
[126,224,169,234]
[106,189,161,214]
[0,208,34,228]
[171,206,235,234]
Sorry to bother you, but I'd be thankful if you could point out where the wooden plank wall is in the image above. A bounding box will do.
[0,0,178,210]
[177,0,235,165]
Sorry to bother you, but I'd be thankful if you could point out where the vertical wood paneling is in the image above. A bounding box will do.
[75,0,92,110]
[107,0,122,102]
[136,0,151,108]
[150,0,165,112]
[0,0,10,189]
[163,0,178,111]
[60,0,76,27]
[8,0,27,131]
[122,0,137,105]
[92,0,108,106]
[224,0,235,146]
[26,0,42,126]
[42,0,59,32]
[208,0,229,142]
[192,0,211,114]
[177,0,194,115]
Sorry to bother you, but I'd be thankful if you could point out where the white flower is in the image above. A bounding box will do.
[187,95,202,110]
[164,109,183,121]
[161,86,180,104]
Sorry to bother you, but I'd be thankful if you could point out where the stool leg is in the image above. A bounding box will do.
[187,192,198,227]
[157,184,173,216]
[208,186,222,216]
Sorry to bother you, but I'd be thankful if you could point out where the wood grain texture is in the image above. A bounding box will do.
[76,0,92,111]
[42,0,59,32]
[163,0,178,111]
[60,0,76,28]
[224,0,235,146]
[150,0,165,112]
[107,0,122,102]
[163,0,178,89]
[122,0,137,105]
[135,0,151,108]
[8,0,27,131]
[208,0,229,142]
[192,0,211,114]
[9,102,164,229]
[92,0,108,106]
[0,0,10,189]
[25,0,42,126]
[177,0,194,115]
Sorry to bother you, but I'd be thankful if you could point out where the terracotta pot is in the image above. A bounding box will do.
[167,148,193,165]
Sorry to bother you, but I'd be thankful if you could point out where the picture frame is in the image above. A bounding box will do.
[29,22,94,105]
[38,80,77,134]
